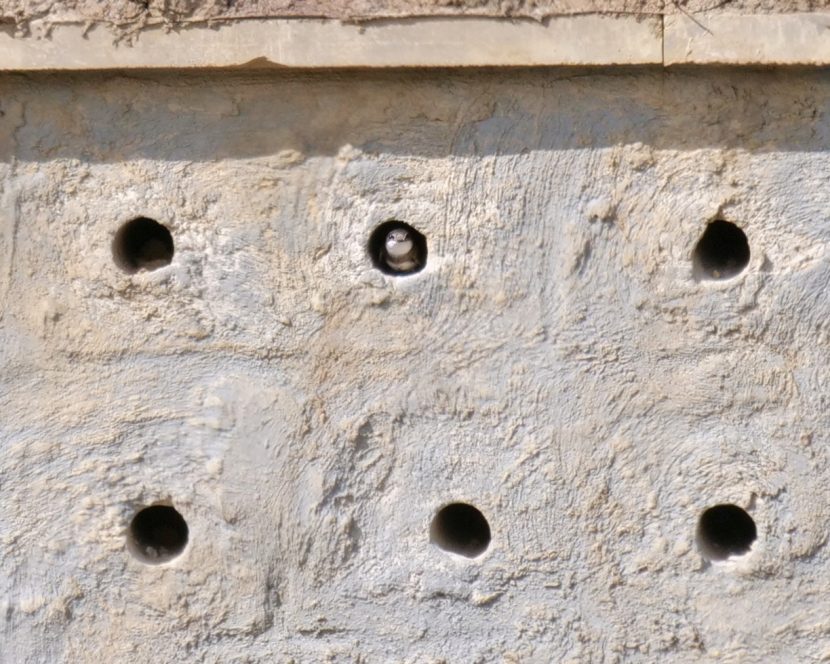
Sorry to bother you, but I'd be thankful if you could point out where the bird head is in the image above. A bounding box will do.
[385,229,413,258]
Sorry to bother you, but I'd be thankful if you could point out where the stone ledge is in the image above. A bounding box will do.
[2,13,830,70]
[0,16,662,69]
[664,13,830,65]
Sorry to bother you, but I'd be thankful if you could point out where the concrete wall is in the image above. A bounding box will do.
[3,67,830,662]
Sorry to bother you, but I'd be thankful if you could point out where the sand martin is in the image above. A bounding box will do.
[381,228,421,273]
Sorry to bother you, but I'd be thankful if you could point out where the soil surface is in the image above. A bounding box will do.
[0,0,824,35]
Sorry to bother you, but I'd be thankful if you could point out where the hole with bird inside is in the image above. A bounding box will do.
[368,220,427,276]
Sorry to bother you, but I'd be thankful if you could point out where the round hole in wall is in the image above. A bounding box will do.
[696,503,756,561]
[693,219,750,281]
[368,220,427,276]
[113,217,174,274]
[430,503,491,558]
[128,504,189,564]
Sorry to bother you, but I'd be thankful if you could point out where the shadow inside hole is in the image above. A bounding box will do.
[430,502,491,558]
[368,220,428,276]
[696,503,757,561]
[693,219,750,281]
[128,504,189,564]
[113,217,174,274]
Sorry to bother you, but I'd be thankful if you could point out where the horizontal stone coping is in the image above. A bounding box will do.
[663,13,830,65]
[1,13,829,70]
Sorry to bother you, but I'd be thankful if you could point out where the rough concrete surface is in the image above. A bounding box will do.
[2,68,830,662]
[1,0,828,34]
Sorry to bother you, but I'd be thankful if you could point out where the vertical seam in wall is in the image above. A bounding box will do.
[661,12,666,67]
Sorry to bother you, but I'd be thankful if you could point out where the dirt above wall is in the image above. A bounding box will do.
[0,0,827,34]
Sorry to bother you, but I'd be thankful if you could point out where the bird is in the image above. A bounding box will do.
[381,228,421,273]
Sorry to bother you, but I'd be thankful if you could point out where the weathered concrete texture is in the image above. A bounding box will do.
[1,0,828,34]
[2,68,830,662]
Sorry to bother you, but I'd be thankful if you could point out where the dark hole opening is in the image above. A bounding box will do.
[697,503,757,561]
[128,505,189,564]
[693,219,750,281]
[430,502,491,558]
[368,220,428,276]
[113,217,174,274]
